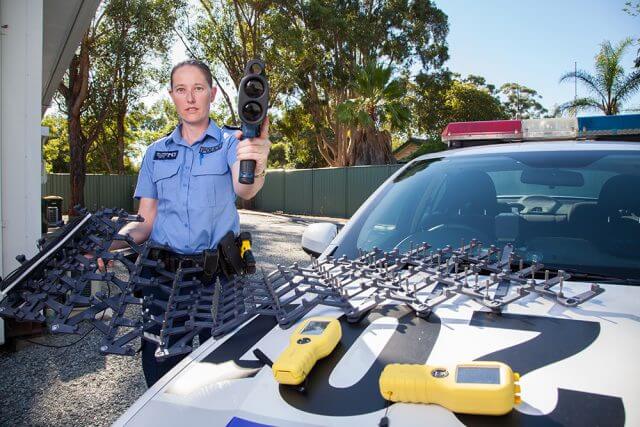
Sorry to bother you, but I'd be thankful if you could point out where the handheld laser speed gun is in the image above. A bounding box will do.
[237,59,269,185]
[379,362,521,416]
[272,317,341,385]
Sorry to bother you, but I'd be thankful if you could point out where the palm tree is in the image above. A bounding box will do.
[558,38,640,115]
[336,63,410,165]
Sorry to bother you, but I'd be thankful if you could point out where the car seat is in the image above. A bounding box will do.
[426,170,499,240]
[593,174,640,256]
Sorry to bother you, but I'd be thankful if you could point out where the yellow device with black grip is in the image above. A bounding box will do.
[272,317,341,385]
[238,232,255,274]
[379,362,521,416]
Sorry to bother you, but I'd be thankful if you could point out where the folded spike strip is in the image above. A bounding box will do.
[0,209,605,360]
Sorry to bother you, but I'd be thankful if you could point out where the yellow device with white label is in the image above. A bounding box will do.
[272,317,341,385]
[379,362,521,416]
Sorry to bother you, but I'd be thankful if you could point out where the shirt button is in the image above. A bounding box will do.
[183,222,188,227]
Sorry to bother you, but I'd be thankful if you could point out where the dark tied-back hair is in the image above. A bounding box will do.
[170,59,213,88]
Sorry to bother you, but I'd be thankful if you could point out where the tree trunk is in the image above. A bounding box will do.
[62,31,91,215]
[347,127,396,166]
[116,103,126,174]
[68,116,86,214]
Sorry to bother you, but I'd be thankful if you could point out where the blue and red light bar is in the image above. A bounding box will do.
[441,114,640,147]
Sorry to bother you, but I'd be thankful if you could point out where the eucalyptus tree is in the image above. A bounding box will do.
[270,0,448,166]
[182,0,448,166]
[499,83,547,119]
[57,21,110,211]
[103,0,184,174]
[408,73,507,139]
[56,0,183,211]
[558,38,640,115]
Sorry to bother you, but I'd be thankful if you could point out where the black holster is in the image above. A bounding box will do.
[218,231,244,278]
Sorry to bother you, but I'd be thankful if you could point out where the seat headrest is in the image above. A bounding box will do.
[438,170,498,216]
[598,174,640,214]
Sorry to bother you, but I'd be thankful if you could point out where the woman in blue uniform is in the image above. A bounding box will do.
[110,60,271,386]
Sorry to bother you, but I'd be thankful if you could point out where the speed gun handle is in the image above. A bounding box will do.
[379,362,521,416]
[238,123,260,185]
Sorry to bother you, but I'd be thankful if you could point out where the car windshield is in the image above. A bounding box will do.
[334,149,640,281]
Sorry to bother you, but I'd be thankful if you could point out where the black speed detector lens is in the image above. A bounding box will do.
[242,102,263,122]
[244,79,265,98]
[249,62,263,75]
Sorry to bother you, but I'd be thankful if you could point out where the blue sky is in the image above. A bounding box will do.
[434,0,640,114]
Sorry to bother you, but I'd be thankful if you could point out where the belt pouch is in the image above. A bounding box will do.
[202,249,219,284]
[219,231,243,277]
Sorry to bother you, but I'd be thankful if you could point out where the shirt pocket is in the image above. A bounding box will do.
[191,155,233,207]
[152,161,180,202]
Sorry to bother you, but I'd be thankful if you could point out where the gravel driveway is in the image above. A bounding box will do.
[0,210,345,427]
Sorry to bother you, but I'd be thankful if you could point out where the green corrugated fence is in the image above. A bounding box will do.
[42,164,403,218]
[253,164,403,218]
[42,174,138,213]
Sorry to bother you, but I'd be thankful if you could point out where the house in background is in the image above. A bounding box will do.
[0,0,99,344]
[393,137,429,162]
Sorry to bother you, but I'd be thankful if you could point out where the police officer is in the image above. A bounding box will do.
[109,59,271,386]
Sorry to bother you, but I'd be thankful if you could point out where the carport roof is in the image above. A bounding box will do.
[42,0,99,114]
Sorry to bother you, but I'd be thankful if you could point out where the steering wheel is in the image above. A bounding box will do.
[395,224,490,252]
[518,195,560,214]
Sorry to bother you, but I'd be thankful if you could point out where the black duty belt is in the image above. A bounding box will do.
[148,231,244,281]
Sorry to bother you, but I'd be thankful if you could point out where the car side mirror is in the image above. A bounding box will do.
[301,223,338,257]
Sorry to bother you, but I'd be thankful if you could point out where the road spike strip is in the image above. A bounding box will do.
[0,207,605,359]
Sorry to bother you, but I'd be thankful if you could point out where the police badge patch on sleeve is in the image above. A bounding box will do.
[154,151,178,160]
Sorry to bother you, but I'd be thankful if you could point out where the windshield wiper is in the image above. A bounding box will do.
[549,267,640,285]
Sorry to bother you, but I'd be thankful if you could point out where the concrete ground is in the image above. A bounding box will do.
[0,210,345,427]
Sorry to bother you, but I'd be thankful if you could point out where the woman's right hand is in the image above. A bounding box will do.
[96,257,114,272]
[84,253,113,272]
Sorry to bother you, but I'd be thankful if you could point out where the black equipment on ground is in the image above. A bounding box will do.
[237,59,269,185]
[0,208,605,360]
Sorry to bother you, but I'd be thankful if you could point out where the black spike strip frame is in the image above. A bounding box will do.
[0,209,606,360]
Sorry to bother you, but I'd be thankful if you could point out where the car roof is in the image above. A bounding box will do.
[415,140,640,162]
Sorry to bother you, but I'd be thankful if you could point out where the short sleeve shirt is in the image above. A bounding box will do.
[134,120,240,254]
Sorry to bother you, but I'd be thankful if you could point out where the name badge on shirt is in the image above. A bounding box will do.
[199,144,222,155]
[154,150,178,160]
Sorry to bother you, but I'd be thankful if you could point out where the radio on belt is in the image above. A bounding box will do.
[379,361,521,416]
[272,316,341,385]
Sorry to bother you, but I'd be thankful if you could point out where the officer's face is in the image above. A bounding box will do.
[169,65,217,126]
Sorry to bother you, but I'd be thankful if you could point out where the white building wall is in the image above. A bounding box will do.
[0,0,43,278]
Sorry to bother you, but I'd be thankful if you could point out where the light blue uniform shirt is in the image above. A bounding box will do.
[134,120,240,254]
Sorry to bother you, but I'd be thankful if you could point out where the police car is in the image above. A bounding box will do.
[115,116,640,426]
